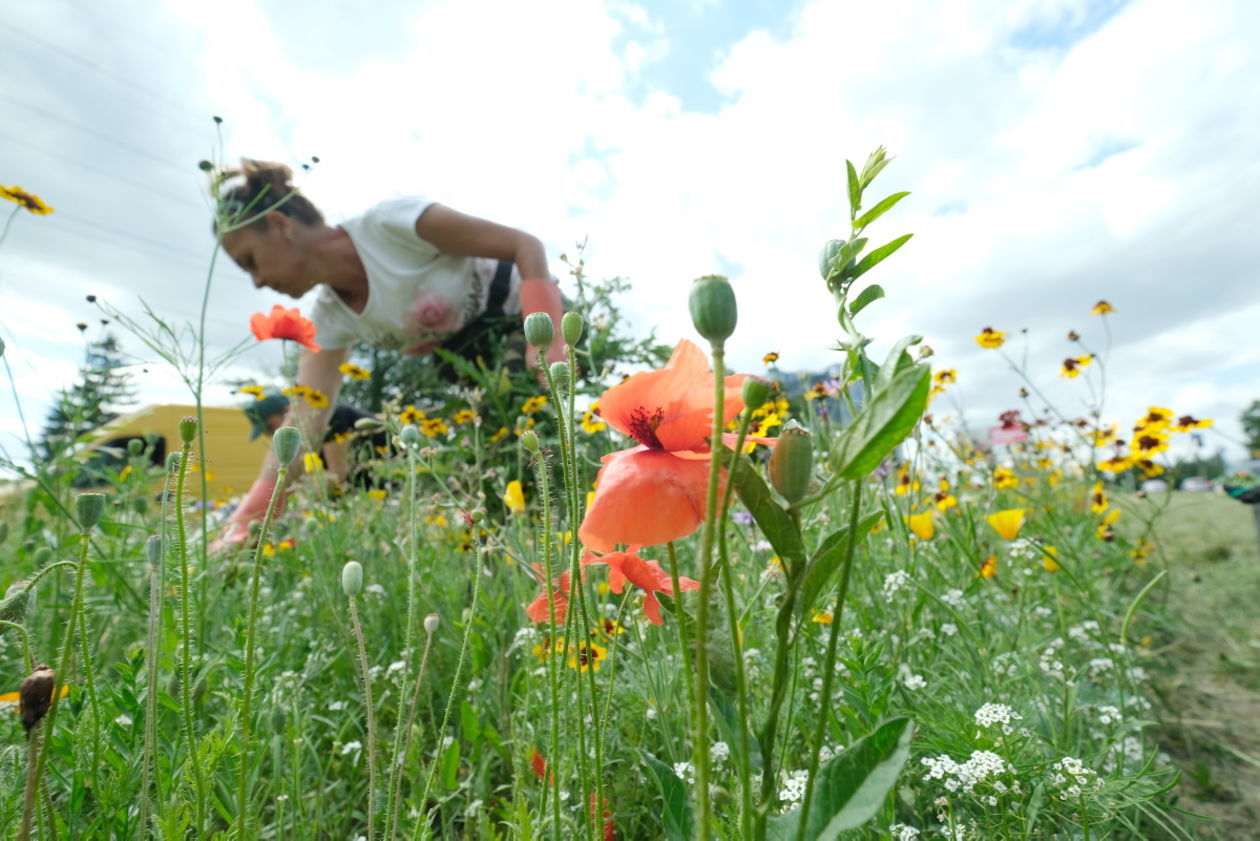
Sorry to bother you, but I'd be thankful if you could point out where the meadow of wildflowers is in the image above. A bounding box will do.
[0,153,1236,840]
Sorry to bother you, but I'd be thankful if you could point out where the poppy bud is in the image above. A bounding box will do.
[741,376,772,412]
[145,535,163,568]
[19,665,56,733]
[273,427,302,465]
[400,425,421,447]
[198,159,214,171]
[768,420,813,505]
[549,361,570,392]
[0,580,31,624]
[167,452,182,474]
[520,430,540,452]
[76,493,106,530]
[179,416,198,444]
[341,561,363,598]
[424,613,440,634]
[688,275,737,346]
[561,311,584,346]
[127,438,145,456]
[32,546,52,566]
[524,312,555,349]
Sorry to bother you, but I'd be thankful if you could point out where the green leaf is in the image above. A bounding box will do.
[460,700,481,745]
[872,335,922,395]
[825,237,867,287]
[845,160,861,218]
[641,750,695,841]
[852,192,909,232]
[850,233,913,281]
[766,717,915,841]
[798,510,885,618]
[828,363,930,480]
[860,156,891,189]
[732,456,806,566]
[847,285,885,316]
[708,684,762,771]
[440,736,461,790]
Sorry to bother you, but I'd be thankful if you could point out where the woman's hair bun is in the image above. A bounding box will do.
[214,158,323,229]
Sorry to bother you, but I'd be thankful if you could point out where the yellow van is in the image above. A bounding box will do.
[75,404,270,499]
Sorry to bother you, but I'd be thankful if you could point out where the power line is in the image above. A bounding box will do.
[52,210,212,265]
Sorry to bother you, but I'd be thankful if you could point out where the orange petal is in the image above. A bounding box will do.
[578,449,712,552]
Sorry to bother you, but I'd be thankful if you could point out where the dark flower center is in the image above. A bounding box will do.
[627,405,666,449]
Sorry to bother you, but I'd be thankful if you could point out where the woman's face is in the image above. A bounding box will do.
[220,213,314,299]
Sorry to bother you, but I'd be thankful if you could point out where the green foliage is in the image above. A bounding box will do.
[37,332,137,460]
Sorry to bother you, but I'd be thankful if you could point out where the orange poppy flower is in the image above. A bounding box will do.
[577,339,753,551]
[583,547,699,625]
[525,565,571,626]
[249,305,322,352]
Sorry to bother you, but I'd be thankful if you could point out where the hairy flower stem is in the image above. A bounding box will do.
[531,449,563,841]
[235,466,289,840]
[689,342,727,841]
[795,483,863,841]
[139,537,163,836]
[348,594,380,841]
[21,728,42,841]
[175,440,209,835]
[387,629,437,840]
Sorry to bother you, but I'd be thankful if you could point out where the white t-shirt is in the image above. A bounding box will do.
[309,197,523,353]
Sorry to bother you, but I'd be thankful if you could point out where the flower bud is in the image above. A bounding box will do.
[768,420,814,505]
[76,493,107,530]
[179,416,198,444]
[688,275,737,346]
[19,665,56,733]
[273,426,302,465]
[424,613,440,634]
[353,416,385,432]
[132,497,149,515]
[519,430,540,452]
[167,452,182,474]
[341,560,363,598]
[127,438,145,456]
[523,312,555,349]
[561,311,584,346]
[400,425,421,447]
[549,361,570,392]
[0,580,31,624]
[32,546,52,566]
[741,376,772,412]
[145,535,163,568]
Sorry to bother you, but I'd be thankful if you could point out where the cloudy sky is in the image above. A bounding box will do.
[1,0,1257,475]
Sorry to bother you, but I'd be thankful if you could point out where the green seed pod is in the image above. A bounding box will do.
[0,522,8,546]
[549,361,570,392]
[179,416,198,444]
[76,493,107,530]
[519,430,540,452]
[32,546,52,566]
[0,580,31,624]
[167,452,182,474]
[688,275,737,346]
[145,535,163,568]
[741,376,773,413]
[768,420,814,505]
[424,613,440,634]
[341,561,363,598]
[523,312,555,349]
[126,438,145,456]
[132,496,149,516]
[561,311,584,346]
[273,426,302,465]
[400,425,421,447]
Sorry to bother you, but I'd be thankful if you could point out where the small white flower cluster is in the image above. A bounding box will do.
[340,740,362,756]
[672,761,695,784]
[991,652,1019,679]
[1050,756,1101,801]
[1008,538,1040,563]
[1067,621,1102,648]
[921,750,1018,800]
[1039,645,1068,682]
[711,741,731,767]
[940,589,967,609]
[973,703,1022,735]
[903,672,927,691]
[1095,705,1122,725]
[1086,657,1115,678]
[941,622,958,636]
[778,769,809,805]
[883,570,911,603]
[888,823,921,840]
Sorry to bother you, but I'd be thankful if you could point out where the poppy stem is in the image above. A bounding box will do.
[173,438,209,837]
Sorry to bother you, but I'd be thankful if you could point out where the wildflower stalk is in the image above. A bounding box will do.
[347,591,380,841]
[663,541,698,736]
[530,447,563,841]
[174,444,209,834]
[0,619,35,672]
[139,536,164,834]
[388,620,438,840]
[235,464,291,839]
[795,482,863,841]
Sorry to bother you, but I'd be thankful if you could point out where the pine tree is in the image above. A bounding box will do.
[39,332,137,459]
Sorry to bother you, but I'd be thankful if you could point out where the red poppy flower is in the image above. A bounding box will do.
[250,305,322,352]
[525,565,571,626]
[529,747,548,779]
[578,339,755,552]
[583,548,699,626]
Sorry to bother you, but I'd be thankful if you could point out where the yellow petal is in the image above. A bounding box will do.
[986,508,1026,540]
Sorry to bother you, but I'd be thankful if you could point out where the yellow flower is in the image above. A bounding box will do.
[304,388,329,408]
[1095,507,1121,541]
[1131,430,1169,458]
[118,465,133,481]
[1091,425,1117,446]
[1047,469,1064,487]
[303,452,324,473]
[503,479,526,514]
[895,465,920,496]
[1130,539,1154,563]
[586,490,596,511]
[521,395,548,415]
[0,185,54,215]
[337,363,371,380]
[978,555,998,579]
[1088,481,1108,514]
[1097,454,1133,473]
[933,369,957,386]
[451,409,478,425]
[239,385,266,400]
[974,327,1007,349]
[992,466,1019,490]
[1135,407,1173,431]
[581,402,607,434]
[906,511,935,540]
[1136,459,1164,477]
[490,426,509,443]
[986,508,1026,540]
[762,351,780,365]
[935,493,958,511]
[1041,545,1060,572]
[367,489,387,503]
[421,417,449,438]
[1059,355,1093,378]
[810,609,833,624]
[1091,300,1114,316]
[425,513,448,527]
[1171,414,1212,432]
[566,640,607,673]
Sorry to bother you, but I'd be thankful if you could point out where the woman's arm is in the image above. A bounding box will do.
[414,204,567,367]
[213,346,349,549]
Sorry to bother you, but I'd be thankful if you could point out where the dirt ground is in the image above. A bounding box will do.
[1126,492,1260,839]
